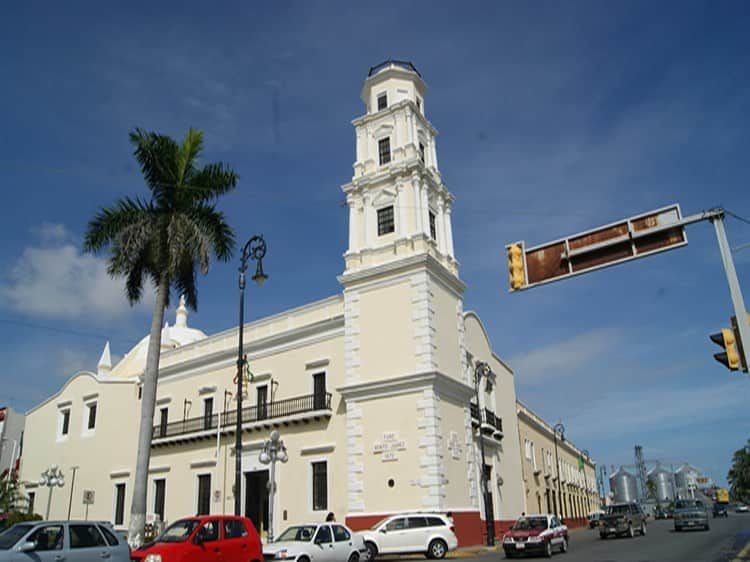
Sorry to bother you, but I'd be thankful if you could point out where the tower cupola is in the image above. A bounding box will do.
[341,60,457,278]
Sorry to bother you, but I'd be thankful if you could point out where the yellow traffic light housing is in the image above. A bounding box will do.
[709,328,740,371]
[507,243,526,291]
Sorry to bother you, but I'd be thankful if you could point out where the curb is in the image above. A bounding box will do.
[733,540,750,562]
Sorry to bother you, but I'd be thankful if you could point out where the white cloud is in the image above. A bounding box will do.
[0,224,153,321]
[60,348,91,376]
[509,328,621,385]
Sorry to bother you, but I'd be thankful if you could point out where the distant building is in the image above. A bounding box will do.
[516,401,598,523]
[0,406,25,475]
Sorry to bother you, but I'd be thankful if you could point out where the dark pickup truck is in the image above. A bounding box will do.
[599,502,647,539]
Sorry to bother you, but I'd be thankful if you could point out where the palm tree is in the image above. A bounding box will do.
[727,439,750,503]
[84,128,237,547]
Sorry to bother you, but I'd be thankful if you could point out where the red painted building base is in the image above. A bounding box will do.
[345,511,515,547]
[345,512,590,547]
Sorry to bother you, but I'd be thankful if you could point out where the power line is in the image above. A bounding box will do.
[726,210,750,227]
[0,317,139,346]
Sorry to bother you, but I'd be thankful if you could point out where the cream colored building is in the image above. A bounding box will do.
[21,61,528,546]
[516,401,598,524]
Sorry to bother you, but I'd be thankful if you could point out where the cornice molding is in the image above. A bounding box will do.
[337,371,474,404]
[338,253,465,297]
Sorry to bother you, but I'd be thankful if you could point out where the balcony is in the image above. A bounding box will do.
[469,403,504,439]
[152,392,332,447]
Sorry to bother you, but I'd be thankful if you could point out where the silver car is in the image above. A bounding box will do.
[674,499,710,532]
[0,520,130,561]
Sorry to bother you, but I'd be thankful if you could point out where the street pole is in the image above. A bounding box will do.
[259,430,288,542]
[711,212,750,371]
[67,466,79,520]
[474,361,495,546]
[553,423,565,518]
[235,235,268,517]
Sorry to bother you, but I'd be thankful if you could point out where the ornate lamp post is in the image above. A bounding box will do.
[258,430,288,542]
[39,465,65,520]
[473,361,495,546]
[235,235,268,516]
[582,449,591,513]
[553,422,565,518]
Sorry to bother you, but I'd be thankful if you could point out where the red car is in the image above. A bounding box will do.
[131,515,261,562]
[502,514,568,558]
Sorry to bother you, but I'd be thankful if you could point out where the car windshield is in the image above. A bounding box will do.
[675,500,703,509]
[276,526,318,542]
[606,505,631,515]
[0,524,33,550]
[157,519,200,543]
[512,517,548,530]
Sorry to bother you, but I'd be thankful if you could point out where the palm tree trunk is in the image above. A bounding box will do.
[127,275,169,548]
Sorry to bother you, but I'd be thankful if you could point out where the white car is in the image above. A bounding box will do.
[264,523,367,562]
[359,514,458,560]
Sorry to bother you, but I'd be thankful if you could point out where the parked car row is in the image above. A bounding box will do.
[0,512,460,562]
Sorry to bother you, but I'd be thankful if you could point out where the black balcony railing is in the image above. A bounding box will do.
[469,402,503,434]
[152,392,332,441]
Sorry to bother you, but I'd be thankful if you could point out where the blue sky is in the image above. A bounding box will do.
[1,1,749,489]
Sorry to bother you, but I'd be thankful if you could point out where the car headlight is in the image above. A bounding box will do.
[502,536,513,543]
[527,536,543,543]
[274,549,289,559]
[145,555,162,562]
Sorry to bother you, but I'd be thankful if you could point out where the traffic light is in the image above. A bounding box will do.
[507,242,526,291]
[709,328,740,371]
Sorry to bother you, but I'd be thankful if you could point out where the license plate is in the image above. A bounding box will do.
[515,543,525,550]
[687,521,695,526]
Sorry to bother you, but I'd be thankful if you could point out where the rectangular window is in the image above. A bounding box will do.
[378,137,391,165]
[203,397,214,430]
[114,483,125,526]
[27,492,35,514]
[87,403,97,430]
[377,93,388,110]
[312,461,328,511]
[429,211,437,241]
[197,474,211,515]
[257,386,268,420]
[154,479,166,521]
[416,98,422,112]
[377,206,395,236]
[61,410,70,436]
[159,408,168,438]
[313,373,327,410]
[419,142,425,163]
[70,524,106,548]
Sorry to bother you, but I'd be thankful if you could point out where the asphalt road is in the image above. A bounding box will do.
[469,514,750,562]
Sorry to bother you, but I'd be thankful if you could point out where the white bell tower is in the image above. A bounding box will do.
[341,60,458,277]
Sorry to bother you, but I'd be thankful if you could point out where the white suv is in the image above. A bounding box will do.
[359,514,458,560]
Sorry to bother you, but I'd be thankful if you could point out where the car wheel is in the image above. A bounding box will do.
[560,537,568,553]
[640,522,647,536]
[627,524,634,538]
[298,557,310,562]
[675,526,681,532]
[599,533,607,540]
[348,552,360,562]
[365,542,378,562]
[427,539,448,560]
[544,540,553,558]
[704,524,710,531]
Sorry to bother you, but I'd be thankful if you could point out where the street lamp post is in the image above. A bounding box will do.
[66,466,79,520]
[581,450,590,514]
[234,235,268,517]
[553,422,565,518]
[258,430,288,542]
[39,465,65,520]
[473,361,495,547]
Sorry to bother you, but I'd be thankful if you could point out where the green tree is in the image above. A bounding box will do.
[727,439,750,503]
[0,469,20,512]
[84,128,237,547]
